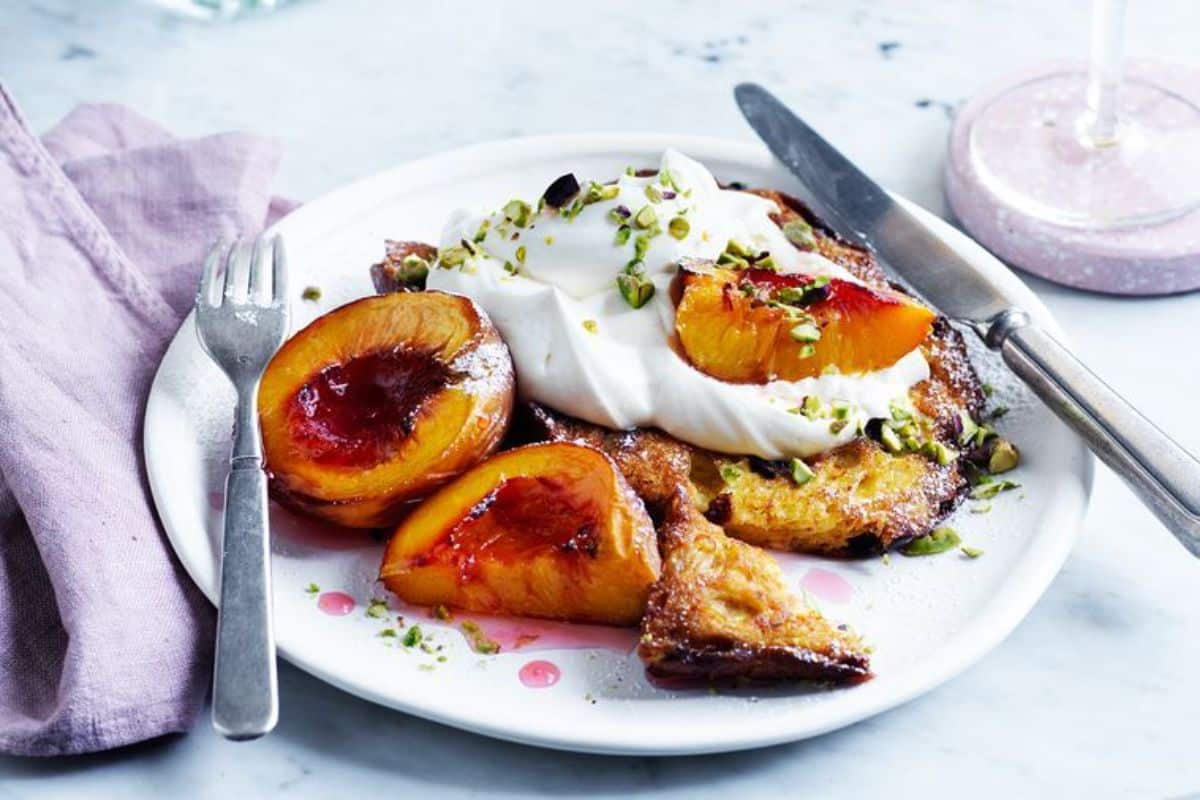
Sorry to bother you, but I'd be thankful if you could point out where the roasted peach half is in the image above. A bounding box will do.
[258,291,514,528]
[674,266,935,383]
[379,442,661,626]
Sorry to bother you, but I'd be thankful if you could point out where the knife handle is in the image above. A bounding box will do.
[989,312,1200,555]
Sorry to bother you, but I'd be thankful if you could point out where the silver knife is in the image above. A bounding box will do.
[736,82,1200,556]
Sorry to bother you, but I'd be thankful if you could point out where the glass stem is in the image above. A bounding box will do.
[1085,0,1127,146]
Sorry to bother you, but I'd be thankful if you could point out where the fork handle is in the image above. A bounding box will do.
[212,457,278,739]
[987,310,1200,556]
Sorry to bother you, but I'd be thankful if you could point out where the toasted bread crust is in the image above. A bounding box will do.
[511,403,693,513]
[638,491,871,685]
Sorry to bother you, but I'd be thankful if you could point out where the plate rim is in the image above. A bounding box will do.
[145,132,1093,755]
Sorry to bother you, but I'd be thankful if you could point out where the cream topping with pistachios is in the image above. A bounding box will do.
[426,149,928,459]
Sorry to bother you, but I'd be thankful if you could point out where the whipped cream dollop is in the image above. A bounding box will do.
[427,149,928,459]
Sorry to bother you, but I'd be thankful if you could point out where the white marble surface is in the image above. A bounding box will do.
[3,0,1200,797]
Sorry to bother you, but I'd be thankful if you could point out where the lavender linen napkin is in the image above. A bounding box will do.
[0,86,293,756]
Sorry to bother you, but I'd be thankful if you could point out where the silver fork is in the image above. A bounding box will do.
[195,235,290,740]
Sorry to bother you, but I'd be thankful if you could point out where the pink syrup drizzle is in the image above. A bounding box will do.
[451,611,637,654]
[801,567,854,604]
[518,660,561,688]
[317,591,356,616]
[388,600,637,654]
[273,506,376,552]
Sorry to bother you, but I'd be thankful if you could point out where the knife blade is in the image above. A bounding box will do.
[734,82,1009,324]
[734,81,1200,556]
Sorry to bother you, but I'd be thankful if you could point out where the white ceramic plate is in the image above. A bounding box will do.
[145,134,1092,756]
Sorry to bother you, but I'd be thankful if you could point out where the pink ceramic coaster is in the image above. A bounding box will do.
[946,60,1200,295]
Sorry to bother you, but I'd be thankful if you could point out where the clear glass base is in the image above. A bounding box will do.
[967,70,1200,229]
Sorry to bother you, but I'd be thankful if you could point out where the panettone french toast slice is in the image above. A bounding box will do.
[377,185,988,556]
[638,490,871,685]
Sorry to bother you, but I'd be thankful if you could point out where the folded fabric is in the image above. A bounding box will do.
[0,86,293,756]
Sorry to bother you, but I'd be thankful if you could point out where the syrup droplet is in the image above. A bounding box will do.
[801,567,853,604]
[317,591,356,616]
[518,660,561,688]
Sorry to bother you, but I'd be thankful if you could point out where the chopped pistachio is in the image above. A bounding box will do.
[973,422,997,447]
[725,239,756,260]
[614,225,632,245]
[879,424,905,454]
[398,254,431,287]
[988,439,1020,473]
[644,184,664,203]
[473,218,490,243]
[461,620,501,654]
[584,181,620,204]
[716,250,749,269]
[502,198,533,227]
[829,418,850,434]
[418,663,436,672]
[773,286,807,306]
[432,604,453,622]
[659,168,681,191]
[402,625,423,647]
[969,479,1020,500]
[970,502,992,514]
[989,405,1009,420]
[755,254,778,271]
[515,245,526,264]
[719,464,743,484]
[544,235,554,245]
[800,395,822,418]
[788,322,821,343]
[607,205,632,225]
[582,319,599,334]
[633,234,651,262]
[782,218,817,250]
[830,400,851,420]
[617,273,655,309]
[563,198,586,221]
[633,205,658,229]
[438,245,470,268]
[301,286,322,302]
[982,383,995,397]
[790,457,815,485]
[922,440,958,466]
[961,545,985,559]
[502,260,518,275]
[901,526,961,556]
[957,410,979,447]
[304,582,320,595]
[889,401,913,422]
[626,166,637,176]
[365,598,389,619]
[379,628,397,638]
[797,343,817,359]
[668,216,690,240]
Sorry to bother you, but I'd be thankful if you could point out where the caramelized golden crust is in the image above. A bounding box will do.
[691,439,962,556]
[638,491,871,685]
